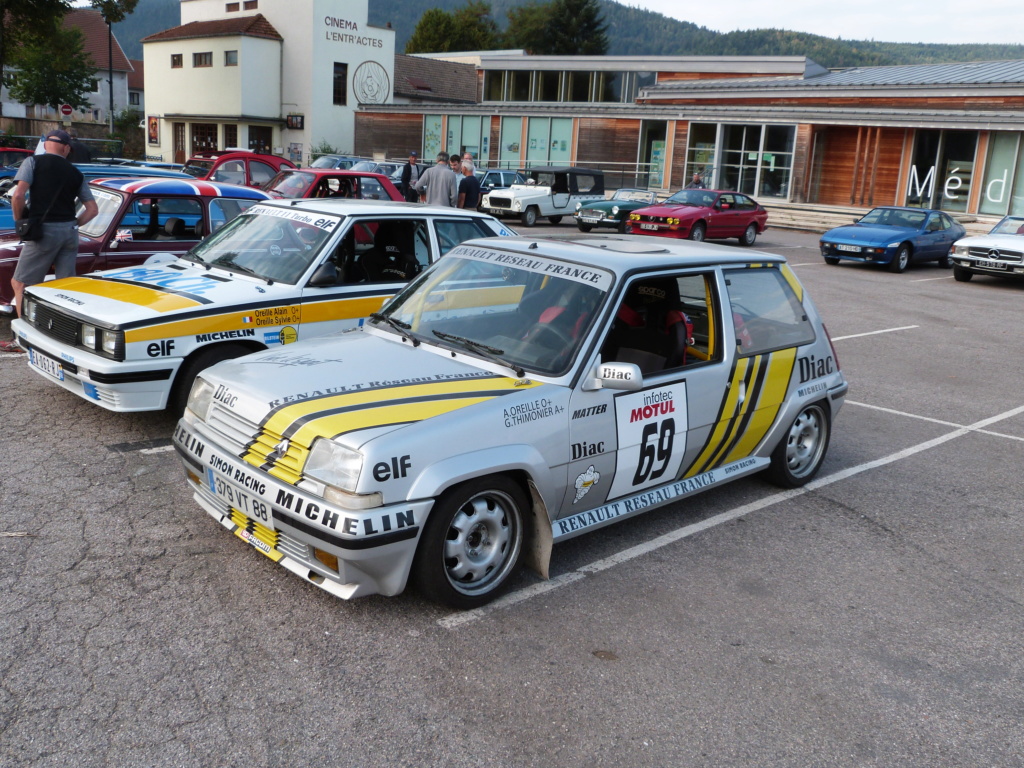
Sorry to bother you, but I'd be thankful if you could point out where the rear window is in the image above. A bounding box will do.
[725,268,815,356]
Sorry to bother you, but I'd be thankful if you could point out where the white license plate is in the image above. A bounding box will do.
[28,349,64,381]
[836,244,861,252]
[640,223,659,231]
[579,216,601,223]
[975,259,1007,270]
[205,467,274,528]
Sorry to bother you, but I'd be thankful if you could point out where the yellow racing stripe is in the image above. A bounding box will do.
[50,276,202,313]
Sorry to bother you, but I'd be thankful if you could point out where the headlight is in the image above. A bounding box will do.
[82,323,97,348]
[100,329,118,354]
[575,202,582,211]
[888,241,901,248]
[612,206,619,215]
[304,438,363,494]
[24,298,37,323]
[185,377,214,422]
[513,200,521,211]
[953,244,968,255]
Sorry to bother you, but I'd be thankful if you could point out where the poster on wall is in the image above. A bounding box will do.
[147,116,159,145]
[650,140,665,188]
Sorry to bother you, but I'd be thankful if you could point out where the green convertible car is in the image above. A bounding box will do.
[574,188,659,233]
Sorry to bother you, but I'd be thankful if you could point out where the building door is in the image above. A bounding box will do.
[191,123,218,154]
[173,123,186,164]
[249,126,272,154]
[639,120,667,189]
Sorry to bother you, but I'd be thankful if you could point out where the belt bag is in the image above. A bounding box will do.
[15,216,43,241]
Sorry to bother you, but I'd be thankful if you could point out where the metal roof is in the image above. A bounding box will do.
[641,59,1024,93]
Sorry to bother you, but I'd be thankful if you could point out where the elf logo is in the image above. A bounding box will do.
[372,455,412,482]
[147,339,175,357]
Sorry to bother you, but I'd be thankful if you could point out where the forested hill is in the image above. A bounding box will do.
[113,0,1024,68]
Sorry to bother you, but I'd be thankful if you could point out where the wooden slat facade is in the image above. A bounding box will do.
[354,113,424,159]
[807,126,906,207]
[575,118,642,166]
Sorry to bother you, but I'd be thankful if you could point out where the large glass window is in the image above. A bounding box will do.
[980,132,1023,216]
[538,71,561,101]
[484,71,504,101]
[596,72,623,102]
[423,115,443,159]
[686,124,717,189]
[550,118,572,163]
[526,118,550,165]
[568,72,591,102]
[906,129,978,212]
[500,117,522,167]
[686,123,795,199]
[510,70,531,101]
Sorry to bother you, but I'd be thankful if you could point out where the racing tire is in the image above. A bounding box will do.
[738,223,758,246]
[952,265,974,282]
[168,344,252,415]
[888,244,911,273]
[521,207,538,227]
[576,222,593,233]
[764,402,831,489]
[547,216,563,225]
[824,256,841,265]
[412,476,527,609]
[688,222,706,242]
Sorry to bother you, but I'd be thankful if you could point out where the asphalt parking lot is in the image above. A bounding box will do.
[2,225,1023,768]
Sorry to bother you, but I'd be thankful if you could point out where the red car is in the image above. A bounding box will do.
[628,189,768,246]
[263,168,402,202]
[181,150,296,188]
[0,177,268,314]
[0,147,32,167]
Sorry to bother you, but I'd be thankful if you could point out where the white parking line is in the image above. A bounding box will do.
[831,325,918,341]
[141,445,176,455]
[911,275,955,282]
[438,402,1024,629]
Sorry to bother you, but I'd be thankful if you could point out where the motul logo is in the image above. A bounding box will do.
[630,400,675,423]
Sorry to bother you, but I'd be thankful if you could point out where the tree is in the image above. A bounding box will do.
[405,1,499,54]
[545,0,608,55]
[0,0,74,117]
[7,25,96,111]
[504,2,552,53]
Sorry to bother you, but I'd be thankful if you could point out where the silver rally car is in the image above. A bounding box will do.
[173,235,848,608]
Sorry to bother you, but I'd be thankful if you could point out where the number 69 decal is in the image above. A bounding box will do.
[608,383,689,499]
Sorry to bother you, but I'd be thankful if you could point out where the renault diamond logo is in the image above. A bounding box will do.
[47,318,53,330]
[269,438,290,460]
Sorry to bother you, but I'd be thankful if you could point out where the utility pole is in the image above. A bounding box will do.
[107,19,114,133]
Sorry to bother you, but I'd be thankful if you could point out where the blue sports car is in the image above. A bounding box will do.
[819,206,966,273]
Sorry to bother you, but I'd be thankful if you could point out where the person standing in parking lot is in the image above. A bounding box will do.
[458,158,481,209]
[2,130,98,353]
[399,150,422,202]
[414,151,458,207]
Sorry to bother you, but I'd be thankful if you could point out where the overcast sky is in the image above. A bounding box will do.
[632,0,1022,46]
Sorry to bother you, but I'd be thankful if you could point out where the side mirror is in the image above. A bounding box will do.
[583,361,642,391]
[307,261,339,287]
[853,217,861,224]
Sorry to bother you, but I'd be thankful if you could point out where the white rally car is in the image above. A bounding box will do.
[173,235,848,608]
[12,199,514,412]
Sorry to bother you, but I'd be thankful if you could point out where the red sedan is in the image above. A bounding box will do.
[263,168,402,202]
[627,189,768,246]
[181,150,296,188]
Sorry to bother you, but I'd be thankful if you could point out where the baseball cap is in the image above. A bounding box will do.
[409,150,418,156]
[45,129,72,146]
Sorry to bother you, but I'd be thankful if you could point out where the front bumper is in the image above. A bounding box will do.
[174,419,430,600]
[12,319,176,411]
[820,242,894,264]
[952,256,1024,278]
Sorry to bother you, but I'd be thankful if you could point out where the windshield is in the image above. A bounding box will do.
[613,189,656,203]
[379,245,612,376]
[858,208,926,228]
[664,189,716,207]
[187,204,343,284]
[991,216,1024,235]
[181,160,213,178]
[78,188,123,238]
[264,170,316,198]
[349,160,377,172]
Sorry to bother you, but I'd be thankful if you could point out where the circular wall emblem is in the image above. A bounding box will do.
[353,61,390,104]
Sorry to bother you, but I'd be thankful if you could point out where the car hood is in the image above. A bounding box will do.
[953,233,1024,249]
[198,330,550,449]
[821,224,917,243]
[635,204,708,219]
[24,259,308,326]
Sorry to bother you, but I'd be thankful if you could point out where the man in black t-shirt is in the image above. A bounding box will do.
[458,158,481,210]
[2,129,98,353]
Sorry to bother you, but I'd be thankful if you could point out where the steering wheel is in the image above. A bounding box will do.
[525,321,574,350]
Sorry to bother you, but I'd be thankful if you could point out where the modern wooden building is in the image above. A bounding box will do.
[354,55,1024,218]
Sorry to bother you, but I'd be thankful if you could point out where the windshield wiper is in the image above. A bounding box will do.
[432,330,525,378]
[217,257,273,285]
[370,312,419,346]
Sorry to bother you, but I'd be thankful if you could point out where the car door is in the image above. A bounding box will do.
[297,217,433,341]
[708,193,741,238]
[923,212,958,260]
[559,270,734,516]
